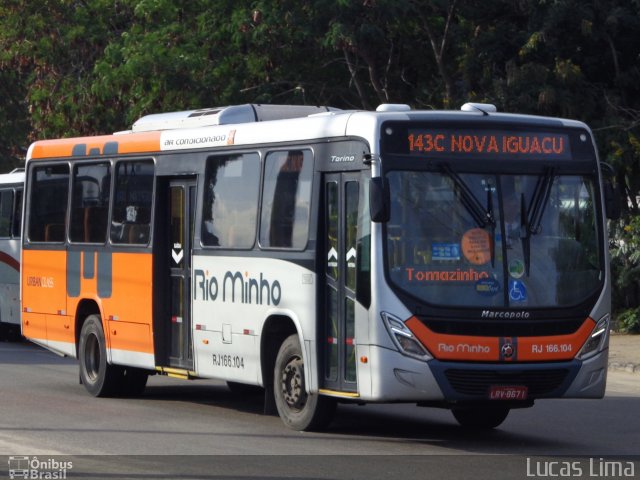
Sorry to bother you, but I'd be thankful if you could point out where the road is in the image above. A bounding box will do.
[0,341,638,479]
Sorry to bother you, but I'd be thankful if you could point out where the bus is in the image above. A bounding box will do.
[21,103,618,430]
[0,168,24,340]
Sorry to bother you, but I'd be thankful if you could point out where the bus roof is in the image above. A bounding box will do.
[26,104,590,161]
[0,169,25,185]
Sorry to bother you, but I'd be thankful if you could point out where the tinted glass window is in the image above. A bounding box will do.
[110,160,154,245]
[70,163,111,243]
[326,181,338,280]
[202,153,260,248]
[385,171,601,308]
[259,150,313,249]
[345,181,359,290]
[12,189,22,238]
[28,164,70,243]
[0,190,13,238]
[356,174,371,307]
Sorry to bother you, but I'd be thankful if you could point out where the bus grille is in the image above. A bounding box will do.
[444,368,570,396]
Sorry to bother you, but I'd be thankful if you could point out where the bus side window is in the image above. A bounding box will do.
[111,160,154,245]
[12,189,22,239]
[0,189,12,237]
[69,163,111,244]
[28,164,70,243]
[259,149,313,249]
[201,153,260,248]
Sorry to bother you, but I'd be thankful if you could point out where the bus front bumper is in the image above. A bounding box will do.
[428,347,608,402]
[360,345,608,402]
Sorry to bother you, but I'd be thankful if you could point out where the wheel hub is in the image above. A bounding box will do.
[281,357,306,410]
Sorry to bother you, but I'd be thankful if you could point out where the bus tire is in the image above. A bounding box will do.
[452,405,510,429]
[78,314,121,397]
[0,323,21,342]
[273,334,336,431]
[119,367,149,397]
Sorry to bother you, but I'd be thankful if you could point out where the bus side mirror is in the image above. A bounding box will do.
[601,163,622,220]
[370,177,390,223]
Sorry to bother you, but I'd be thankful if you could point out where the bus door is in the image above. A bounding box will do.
[167,178,196,369]
[322,172,360,393]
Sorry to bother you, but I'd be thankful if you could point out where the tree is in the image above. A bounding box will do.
[0,69,28,171]
[1,0,640,322]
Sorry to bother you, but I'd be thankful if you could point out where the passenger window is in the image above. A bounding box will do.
[0,190,13,238]
[12,189,22,239]
[28,164,70,243]
[202,153,260,248]
[70,163,111,243]
[259,150,313,249]
[110,160,154,245]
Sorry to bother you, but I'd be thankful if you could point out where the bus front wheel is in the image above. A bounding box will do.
[273,334,335,431]
[452,405,510,429]
[78,314,120,397]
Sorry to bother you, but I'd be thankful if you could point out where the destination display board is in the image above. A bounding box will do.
[405,129,572,160]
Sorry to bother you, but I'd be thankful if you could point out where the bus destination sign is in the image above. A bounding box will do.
[407,130,572,160]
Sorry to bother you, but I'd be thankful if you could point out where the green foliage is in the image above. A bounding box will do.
[3,0,635,139]
[0,1,639,320]
[615,308,640,334]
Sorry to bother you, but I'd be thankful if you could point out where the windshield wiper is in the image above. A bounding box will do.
[442,165,496,266]
[443,165,495,227]
[520,167,556,275]
[487,187,496,267]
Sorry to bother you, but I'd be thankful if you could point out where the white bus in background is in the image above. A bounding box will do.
[0,168,24,340]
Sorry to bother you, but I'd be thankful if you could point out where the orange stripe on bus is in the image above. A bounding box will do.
[406,316,595,362]
[29,132,161,159]
[517,319,594,361]
[406,317,498,361]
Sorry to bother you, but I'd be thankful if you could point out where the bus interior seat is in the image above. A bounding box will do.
[83,206,108,242]
[44,223,65,242]
[126,223,150,244]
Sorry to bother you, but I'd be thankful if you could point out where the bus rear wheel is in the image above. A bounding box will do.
[78,314,120,397]
[274,334,335,431]
[452,405,510,429]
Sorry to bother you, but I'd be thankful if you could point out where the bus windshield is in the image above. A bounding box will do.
[385,170,602,308]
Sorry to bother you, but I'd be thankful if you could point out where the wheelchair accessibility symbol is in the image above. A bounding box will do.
[509,280,527,302]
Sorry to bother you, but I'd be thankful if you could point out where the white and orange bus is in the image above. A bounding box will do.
[21,103,618,429]
[0,168,24,340]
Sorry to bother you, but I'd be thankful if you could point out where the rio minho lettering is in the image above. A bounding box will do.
[194,269,281,306]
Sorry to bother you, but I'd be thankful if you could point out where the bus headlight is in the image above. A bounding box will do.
[577,314,610,360]
[381,312,432,361]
